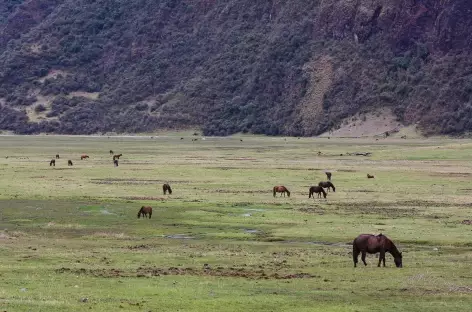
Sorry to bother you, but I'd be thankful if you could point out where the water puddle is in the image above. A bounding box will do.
[165,234,195,239]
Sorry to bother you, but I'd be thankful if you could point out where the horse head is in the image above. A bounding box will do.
[394,252,403,268]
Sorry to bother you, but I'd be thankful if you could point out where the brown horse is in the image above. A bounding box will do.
[81,155,89,160]
[273,186,290,197]
[50,159,55,166]
[308,186,327,198]
[353,234,402,268]
[318,181,335,192]
[109,150,114,155]
[113,154,122,160]
[163,183,172,195]
[114,159,119,167]
[68,160,73,166]
[325,171,332,180]
[55,154,60,159]
[367,174,375,179]
[137,206,152,219]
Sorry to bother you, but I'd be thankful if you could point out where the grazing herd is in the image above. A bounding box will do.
[44,146,400,268]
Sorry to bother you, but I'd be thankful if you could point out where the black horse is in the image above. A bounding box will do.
[318,181,335,192]
[50,159,55,166]
[308,186,326,199]
[55,154,60,159]
[114,159,119,167]
[68,160,73,166]
[163,183,172,195]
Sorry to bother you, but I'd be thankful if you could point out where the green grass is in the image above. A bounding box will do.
[0,135,472,311]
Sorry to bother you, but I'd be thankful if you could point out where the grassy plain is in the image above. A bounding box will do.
[0,134,471,311]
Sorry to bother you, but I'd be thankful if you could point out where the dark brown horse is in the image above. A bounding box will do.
[163,183,172,195]
[113,154,122,160]
[68,160,73,166]
[114,159,119,167]
[81,155,89,160]
[137,206,152,219]
[353,234,402,268]
[367,174,375,179]
[109,150,114,155]
[50,159,55,166]
[55,154,60,159]
[318,181,335,192]
[308,186,326,198]
[325,171,332,180]
[273,186,290,197]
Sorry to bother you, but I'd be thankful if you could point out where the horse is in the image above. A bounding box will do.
[273,186,290,197]
[325,171,332,180]
[367,174,375,179]
[352,234,402,268]
[55,154,60,159]
[81,155,89,160]
[109,150,114,155]
[318,181,335,192]
[49,159,55,166]
[68,160,73,166]
[137,206,152,219]
[163,183,172,195]
[114,159,119,167]
[308,186,327,198]
[113,154,122,160]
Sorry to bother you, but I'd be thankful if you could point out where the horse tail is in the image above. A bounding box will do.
[168,186,172,195]
[273,187,276,197]
[149,208,152,219]
[308,187,312,198]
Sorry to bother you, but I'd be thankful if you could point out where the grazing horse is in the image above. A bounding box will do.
[273,186,290,197]
[50,159,55,166]
[367,174,375,179]
[68,160,73,166]
[308,186,327,198]
[318,181,335,192]
[325,171,332,180]
[113,154,122,160]
[55,154,60,159]
[137,206,152,219]
[163,183,172,195]
[113,159,118,167]
[81,155,89,160]
[353,234,402,268]
[109,150,114,155]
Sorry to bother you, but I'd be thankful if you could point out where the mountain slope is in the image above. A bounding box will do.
[0,0,471,136]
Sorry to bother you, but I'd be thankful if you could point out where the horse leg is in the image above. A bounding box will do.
[353,246,360,267]
[361,252,367,266]
[378,250,385,267]
[149,212,152,219]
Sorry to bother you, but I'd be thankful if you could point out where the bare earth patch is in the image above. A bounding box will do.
[56,266,318,280]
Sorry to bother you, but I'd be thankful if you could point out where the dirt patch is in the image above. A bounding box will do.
[429,172,472,178]
[461,220,472,225]
[91,178,191,184]
[126,244,152,250]
[299,207,325,214]
[55,266,318,280]
[320,108,404,138]
[119,196,166,201]
[337,169,357,172]
[215,189,267,194]
[350,189,375,193]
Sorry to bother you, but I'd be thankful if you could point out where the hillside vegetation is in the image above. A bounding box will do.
[0,0,471,136]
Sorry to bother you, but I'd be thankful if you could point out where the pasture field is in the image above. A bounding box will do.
[0,134,472,311]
